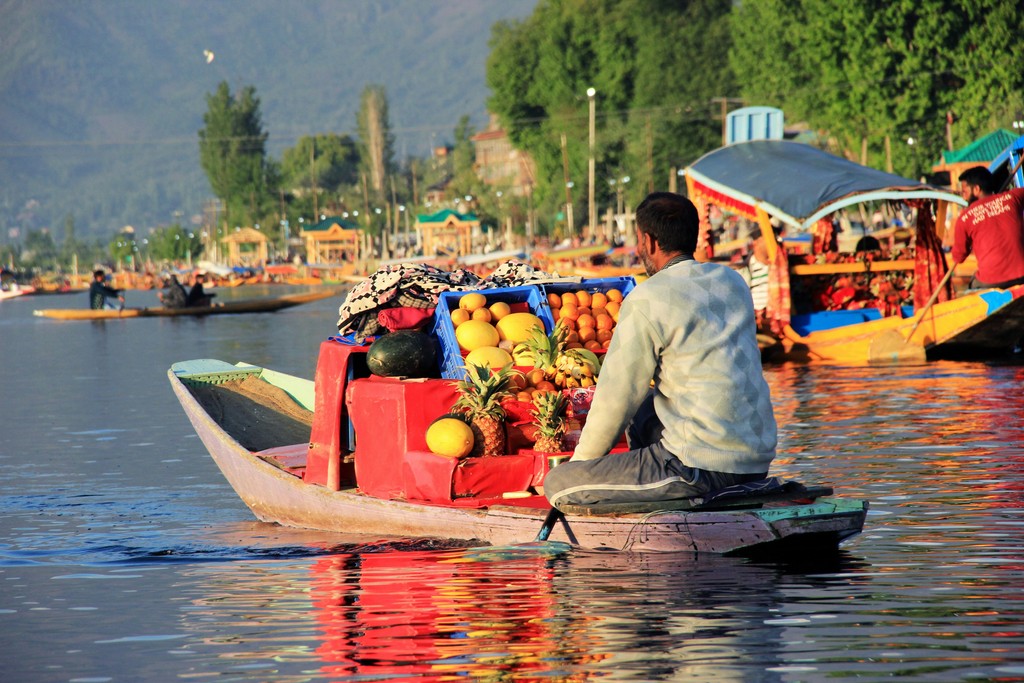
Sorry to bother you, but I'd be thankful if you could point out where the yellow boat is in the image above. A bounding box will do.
[684,140,1024,362]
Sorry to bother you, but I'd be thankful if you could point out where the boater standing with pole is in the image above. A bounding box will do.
[544,192,777,509]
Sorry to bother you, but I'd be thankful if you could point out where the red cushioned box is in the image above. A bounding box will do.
[346,376,460,499]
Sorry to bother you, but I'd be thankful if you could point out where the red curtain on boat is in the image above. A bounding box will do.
[811,218,835,254]
[766,242,791,336]
[912,200,951,309]
[691,193,715,260]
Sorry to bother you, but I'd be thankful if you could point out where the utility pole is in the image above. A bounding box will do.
[710,97,744,146]
[311,138,318,220]
[560,134,575,236]
[587,88,596,238]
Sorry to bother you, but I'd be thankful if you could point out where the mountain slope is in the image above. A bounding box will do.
[0,0,536,239]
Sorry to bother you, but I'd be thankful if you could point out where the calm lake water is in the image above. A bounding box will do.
[2,285,1024,682]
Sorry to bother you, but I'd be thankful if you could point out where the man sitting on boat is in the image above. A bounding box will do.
[158,274,188,309]
[186,273,216,307]
[543,192,777,509]
[953,166,1024,290]
[88,270,124,310]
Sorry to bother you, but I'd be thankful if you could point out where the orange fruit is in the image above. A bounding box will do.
[595,313,614,330]
[606,289,623,303]
[578,327,597,343]
[565,341,583,349]
[584,340,602,352]
[596,329,613,343]
[488,301,512,320]
[575,290,592,307]
[559,317,577,331]
[601,339,612,349]
[577,306,592,318]
[547,292,562,309]
[576,313,596,329]
[566,331,580,343]
[561,291,578,307]
[591,292,608,309]
[517,390,534,402]
[527,369,546,386]
[471,307,493,323]
[509,370,528,390]
[591,306,607,318]
[535,380,557,392]
[559,302,579,321]
[606,300,620,317]
[459,292,488,311]
[451,308,471,327]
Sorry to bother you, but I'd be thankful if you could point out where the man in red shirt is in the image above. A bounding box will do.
[952,166,1024,289]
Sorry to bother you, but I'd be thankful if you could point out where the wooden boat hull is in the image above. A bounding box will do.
[168,362,866,555]
[779,284,1024,362]
[33,289,340,321]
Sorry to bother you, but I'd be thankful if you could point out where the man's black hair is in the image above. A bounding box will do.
[960,166,995,194]
[634,192,699,254]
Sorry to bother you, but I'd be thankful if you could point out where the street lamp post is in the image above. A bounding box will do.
[587,87,596,241]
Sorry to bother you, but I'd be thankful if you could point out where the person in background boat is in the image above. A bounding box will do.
[158,274,188,309]
[88,269,124,310]
[186,272,216,307]
[739,224,771,329]
[543,192,777,509]
[952,166,1024,290]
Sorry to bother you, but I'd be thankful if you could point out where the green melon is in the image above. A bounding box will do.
[366,329,437,378]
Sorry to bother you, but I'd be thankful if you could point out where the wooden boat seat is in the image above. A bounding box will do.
[558,481,833,516]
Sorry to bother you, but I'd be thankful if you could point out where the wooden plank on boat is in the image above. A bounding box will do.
[558,485,834,517]
[790,259,914,276]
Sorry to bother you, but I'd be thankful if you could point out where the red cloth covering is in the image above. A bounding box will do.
[912,201,951,308]
[377,306,436,332]
[691,193,715,260]
[766,244,791,336]
[812,218,835,254]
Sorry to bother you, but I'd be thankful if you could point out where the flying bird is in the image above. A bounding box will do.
[203,50,215,64]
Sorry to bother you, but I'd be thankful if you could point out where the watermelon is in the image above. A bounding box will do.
[366,330,437,378]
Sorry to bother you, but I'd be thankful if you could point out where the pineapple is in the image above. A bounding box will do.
[514,321,568,379]
[531,390,568,453]
[454,363,514,457]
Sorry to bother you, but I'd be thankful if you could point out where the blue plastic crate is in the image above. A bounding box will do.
[432,286,554,380]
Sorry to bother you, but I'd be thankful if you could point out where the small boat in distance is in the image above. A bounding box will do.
[34,289,340,321]
[168,346,867,555]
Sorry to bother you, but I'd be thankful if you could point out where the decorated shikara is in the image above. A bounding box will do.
[685,140,1024,362]
[169,349,866,555]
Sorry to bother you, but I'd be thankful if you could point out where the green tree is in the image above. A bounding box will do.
[486,0,734,233]
[147,224,204,263]
[21,229,58,269]
[198,82,275,229]
[280,134,361,201]
[356,84,396,216]
[729,0,1024,177]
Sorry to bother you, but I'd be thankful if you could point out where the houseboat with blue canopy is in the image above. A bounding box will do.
[684,139,1024,362]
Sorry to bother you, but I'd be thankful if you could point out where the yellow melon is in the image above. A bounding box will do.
[426,418,474,458]
[454,319,500,351]
[495,312,546,344]
[465,346,513,370]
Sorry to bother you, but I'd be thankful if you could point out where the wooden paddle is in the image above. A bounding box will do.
[869,266,956,362]
[535,506,564,542]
